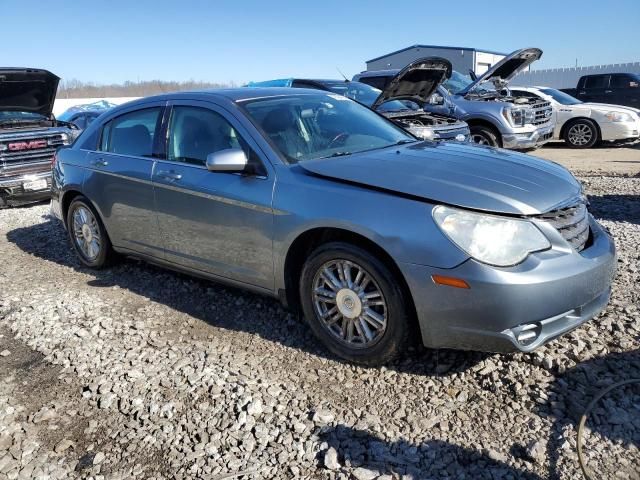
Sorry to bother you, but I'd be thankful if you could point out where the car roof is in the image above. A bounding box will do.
[118,87,325,107]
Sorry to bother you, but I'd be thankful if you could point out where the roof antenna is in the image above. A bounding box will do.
[336,67,349,82]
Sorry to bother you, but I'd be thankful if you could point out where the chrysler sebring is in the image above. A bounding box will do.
[51,88,616,365]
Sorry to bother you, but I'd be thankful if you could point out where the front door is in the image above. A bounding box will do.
[580,75,609,103]
[83,104,165,257]
[152,101,275,290]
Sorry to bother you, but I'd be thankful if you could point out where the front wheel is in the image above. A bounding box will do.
[66,196,116,268]
[299,242,411,366]
[564,119,598,148]
[469,125,500,147]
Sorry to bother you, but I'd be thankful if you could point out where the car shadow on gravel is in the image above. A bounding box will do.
[319,424,544,479]
[587,194,640,224]
[6,218,488,377]
[516,350,640,479]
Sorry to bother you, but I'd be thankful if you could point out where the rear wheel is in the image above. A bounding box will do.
[299,242,411,366]
[469,125,500,147]
[66,196,116,268]
[564,119,598,148]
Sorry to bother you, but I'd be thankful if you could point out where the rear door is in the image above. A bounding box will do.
[609,74,639,107]
[152,100,275,290]
[83,103,166,257]
[579,75,609,103]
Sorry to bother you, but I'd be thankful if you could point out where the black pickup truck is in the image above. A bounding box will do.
[0,68,78,207]
[561,73,640,108]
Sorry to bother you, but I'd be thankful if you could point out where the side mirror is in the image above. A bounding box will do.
[429,94,445,105]
[206,148,248,173]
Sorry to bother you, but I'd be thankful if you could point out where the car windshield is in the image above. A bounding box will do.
[443,71,494,95]
[241,93,416,164]
[318,81,418,112]
[539,88,582,105]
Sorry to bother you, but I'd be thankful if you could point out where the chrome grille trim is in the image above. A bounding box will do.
[0,130,69,178]
[530,100,553,126]
[538,200,590,251]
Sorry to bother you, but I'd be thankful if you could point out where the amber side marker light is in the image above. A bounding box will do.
[431,275,470,289]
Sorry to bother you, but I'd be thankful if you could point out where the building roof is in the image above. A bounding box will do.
[366,44,507,64]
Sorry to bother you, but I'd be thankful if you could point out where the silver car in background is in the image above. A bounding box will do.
[51,88,616,365]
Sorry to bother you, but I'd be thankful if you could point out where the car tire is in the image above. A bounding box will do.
[66,196,116,268]
[299,242,411,366]
[564,119,599,148]
[0,197,7,209]
[469,125,500,147]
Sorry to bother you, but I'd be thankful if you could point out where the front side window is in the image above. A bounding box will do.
[584,76,609,89]
[101,107,161,157]
[167,106,245,166]
[241,93,415,164]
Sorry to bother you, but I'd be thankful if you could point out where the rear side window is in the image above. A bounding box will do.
[167,106,244,166]
[583,76,609,89]
[610,74,635,88]
[100,108,161,157]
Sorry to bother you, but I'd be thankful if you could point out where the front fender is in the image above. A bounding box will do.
[271,167,469,292]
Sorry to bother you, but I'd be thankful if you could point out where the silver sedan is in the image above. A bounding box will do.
[51,88,616,365]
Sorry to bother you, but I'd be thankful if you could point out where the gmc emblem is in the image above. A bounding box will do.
[8,139,47,151]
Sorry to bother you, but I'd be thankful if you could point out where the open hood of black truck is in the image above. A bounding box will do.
[0,68,60,117]
[371,57,452,110]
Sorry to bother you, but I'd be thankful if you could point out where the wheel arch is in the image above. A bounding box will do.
[465,118,503,147]
[281,227,419,332]
[560,116,601,142]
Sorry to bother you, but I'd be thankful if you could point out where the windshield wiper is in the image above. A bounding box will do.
[395,139,417,145]
[320,151,352,159]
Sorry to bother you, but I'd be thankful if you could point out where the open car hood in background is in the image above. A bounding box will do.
[459,48,543,95]
[0,68,60,116]
[371,57,452,110]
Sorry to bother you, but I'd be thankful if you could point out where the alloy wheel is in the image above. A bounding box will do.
[471,134,491,145]
[72,205,102,261]
[568,123,593,146]
[312,259,387,348]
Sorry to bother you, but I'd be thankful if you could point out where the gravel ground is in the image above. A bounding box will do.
[0,175,638,479]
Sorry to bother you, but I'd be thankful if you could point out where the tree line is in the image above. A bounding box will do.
[57,79,236,98]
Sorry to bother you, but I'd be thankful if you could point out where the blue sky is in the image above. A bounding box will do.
[4,0,639,85]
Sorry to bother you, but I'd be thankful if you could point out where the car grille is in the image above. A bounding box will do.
[538,199,590,251]
[531,101,553,126]
[0,133,66,177]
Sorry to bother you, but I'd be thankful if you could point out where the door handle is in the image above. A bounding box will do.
[605,90,612,93]
[92,158,108,167]
[156,170,182,181]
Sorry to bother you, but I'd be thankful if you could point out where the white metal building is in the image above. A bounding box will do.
[365,44,507,75]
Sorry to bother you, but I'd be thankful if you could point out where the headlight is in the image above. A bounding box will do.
[433,205,551,266]
[605,111,633,122]
[503,107,525,127]
[502,107,536,127]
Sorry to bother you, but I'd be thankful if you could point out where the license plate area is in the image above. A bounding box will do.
[23,179,48,191]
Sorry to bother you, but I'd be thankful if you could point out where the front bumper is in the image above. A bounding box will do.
[502,124,554,149]
[400,216,616,353]
[0,171,52,204]
[600,120,640,142]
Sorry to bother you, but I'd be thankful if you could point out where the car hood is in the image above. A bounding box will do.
[460,48,542,95]
[371,57,452,110]
[299,142,581,215]
[0,68,60,116]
